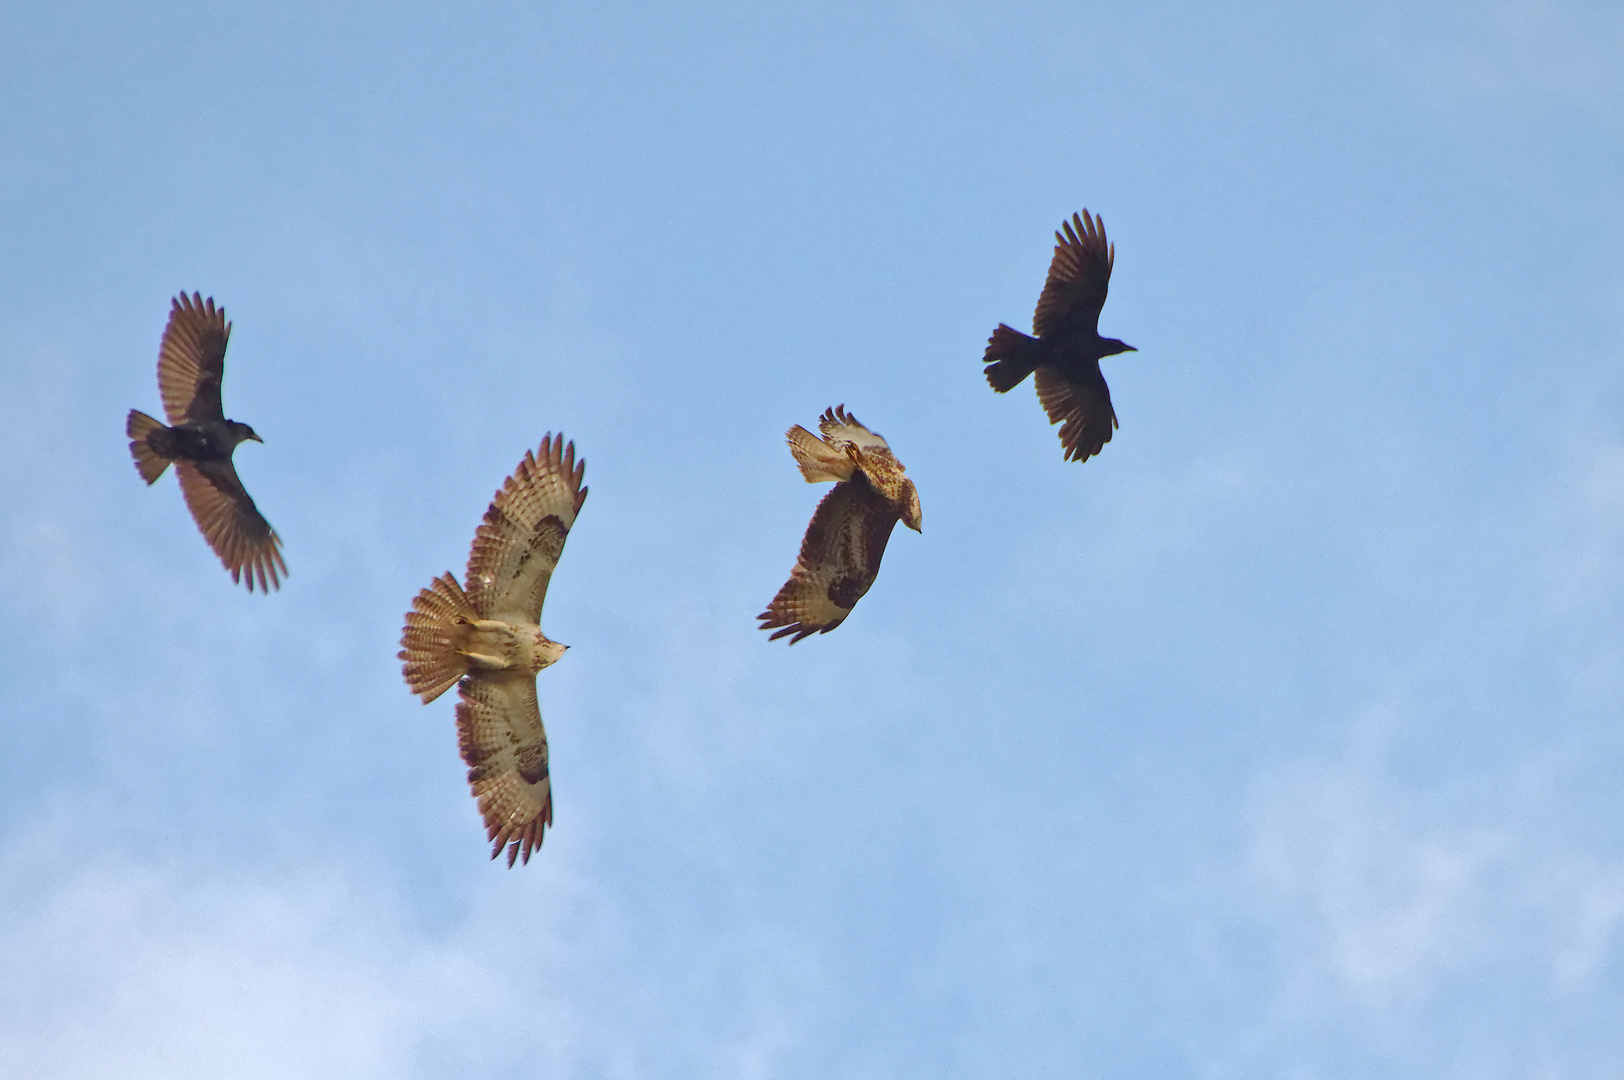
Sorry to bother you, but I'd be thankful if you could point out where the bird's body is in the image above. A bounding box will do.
[399,435,587,867]
[126,293,285,592]
[983,210,1136,463]
[759,406,921,644]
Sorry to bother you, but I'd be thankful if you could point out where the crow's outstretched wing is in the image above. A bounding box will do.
[174,458,285,592]
[1031,211,1115,341]
[158,293,232,425]
[1034,367,1118,463]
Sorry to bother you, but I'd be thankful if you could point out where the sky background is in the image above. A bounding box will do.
[3,1,1623,1076]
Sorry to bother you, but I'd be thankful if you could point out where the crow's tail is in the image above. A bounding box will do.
[399,573,477,703]
[982,325,1043,393]
[126,409,171,484]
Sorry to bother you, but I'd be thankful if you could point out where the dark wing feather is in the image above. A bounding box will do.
[158,293,231,425]
[465,434,588,623]
[1031,211,1115,340]
[1034,367,1118,464]
[759,479,900,643]
[174,459,286,591]
[456,674,552,867]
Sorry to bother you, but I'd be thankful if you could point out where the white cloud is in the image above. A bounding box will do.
[1246,721,1624,1027]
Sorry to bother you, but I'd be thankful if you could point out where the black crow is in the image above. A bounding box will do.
[127,293,286,592]
[983,210,1136,463]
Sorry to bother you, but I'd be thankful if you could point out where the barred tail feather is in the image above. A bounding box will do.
[787,424,854,483]
[398,572,477,703]
[982,324,1043,393]
[126,409,171,484]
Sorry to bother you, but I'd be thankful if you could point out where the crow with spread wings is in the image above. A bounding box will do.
[983,210,1137,463]
[399,435,587,867]
[759,406,921,644]
[126,292,286,592]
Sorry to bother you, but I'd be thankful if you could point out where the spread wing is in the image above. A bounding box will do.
[456,674,552,867]
[465,434,588,623]
[759,479,899,643]
[817,404,895,457]
[174,459,286,591]
[1031,211,1115,340]
[157,293,232,425]
[1034,367,1118,464]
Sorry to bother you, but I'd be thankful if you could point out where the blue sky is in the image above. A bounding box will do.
[3,1,1623,1076]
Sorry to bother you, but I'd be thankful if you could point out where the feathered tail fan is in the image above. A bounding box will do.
[126,409,171,484]
[982,324,1044,393]
[786,424,855,483]
[399,572,478,703]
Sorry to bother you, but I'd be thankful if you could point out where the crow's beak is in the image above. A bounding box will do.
[249,433,264,443]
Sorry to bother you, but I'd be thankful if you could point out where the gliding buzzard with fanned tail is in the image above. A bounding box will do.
[759,406,921,643]
[399,435,587,866]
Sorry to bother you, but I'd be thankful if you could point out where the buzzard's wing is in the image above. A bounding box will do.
[1031,211,1115,340]
[759,479,900,643]
[1034,367,1118,463]
[818,404,908,479]
[818,404,894,456]
[174,459,286,591]
[465,434,588,623]
[457,674,552,867]
[158,293,232,425]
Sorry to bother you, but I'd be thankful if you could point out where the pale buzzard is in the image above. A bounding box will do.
[126,292,286,591]
[983,210,1137,463]
[759,406,921,643]
[399,435,588,866]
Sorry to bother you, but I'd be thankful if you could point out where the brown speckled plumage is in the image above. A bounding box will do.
[398,434,587,867]
[759,406,921,644]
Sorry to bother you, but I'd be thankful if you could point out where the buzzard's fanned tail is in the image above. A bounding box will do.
[983,324,1043,392]
[787,424,854,483]
[399,572,477,703]
[126,409,171,484]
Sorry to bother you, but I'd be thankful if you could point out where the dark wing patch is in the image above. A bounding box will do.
[173,459,286,591]
[158,293,231,425]
[456,674,552,867]
[465,434,587,623]
[1034,367,1118,464]
[758,480,900,643]
[1031,211,1115,340]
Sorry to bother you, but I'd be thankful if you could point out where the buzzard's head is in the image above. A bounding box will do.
[900,480,922,533]
[533,635,569,673]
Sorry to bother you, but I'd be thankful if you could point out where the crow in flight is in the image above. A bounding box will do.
[126,292,286,592]
[983,210,1136,463]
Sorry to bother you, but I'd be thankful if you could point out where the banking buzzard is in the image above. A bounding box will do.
[759,406,921,643]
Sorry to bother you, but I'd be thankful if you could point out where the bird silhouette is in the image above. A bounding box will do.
[126,292,286,592]
[983,210,1136,463]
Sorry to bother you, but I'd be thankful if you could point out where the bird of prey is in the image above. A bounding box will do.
[983,210,1137,463]
[399,435,588,867]
[759,406,921,644]
[126,292,287,592]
